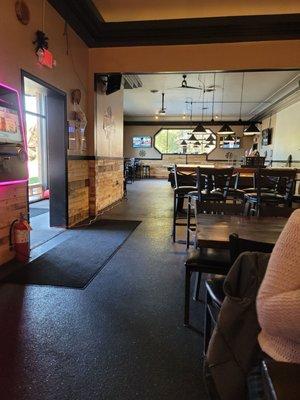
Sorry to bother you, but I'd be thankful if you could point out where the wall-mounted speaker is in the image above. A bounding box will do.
[106,74,122,95]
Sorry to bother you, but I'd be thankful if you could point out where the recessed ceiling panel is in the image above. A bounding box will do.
[124,71,300,120]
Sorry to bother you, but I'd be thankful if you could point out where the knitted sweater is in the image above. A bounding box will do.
[257,209,300,363]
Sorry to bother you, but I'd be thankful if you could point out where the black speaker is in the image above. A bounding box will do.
[106,74,122,95]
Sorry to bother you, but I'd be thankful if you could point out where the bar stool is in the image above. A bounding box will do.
[141,165,150,179]
[172,165,197,242]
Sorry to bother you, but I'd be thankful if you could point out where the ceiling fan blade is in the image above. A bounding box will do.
[185,85,202,90]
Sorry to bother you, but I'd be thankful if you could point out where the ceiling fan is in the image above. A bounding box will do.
[169,74,217,92]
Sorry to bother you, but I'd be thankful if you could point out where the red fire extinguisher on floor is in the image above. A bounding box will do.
[10,213,31,263]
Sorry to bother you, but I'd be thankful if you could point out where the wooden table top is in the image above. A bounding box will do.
[195,214,287,248]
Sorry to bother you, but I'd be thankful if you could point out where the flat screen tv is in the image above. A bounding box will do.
[0,104,22,144]
[132,136,152,148]
[219,137,241,149]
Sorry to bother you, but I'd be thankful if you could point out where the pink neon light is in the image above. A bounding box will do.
[0,179,28,186]
[0,81,29,186]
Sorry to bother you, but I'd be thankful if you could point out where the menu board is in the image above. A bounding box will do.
[0,105,22,143]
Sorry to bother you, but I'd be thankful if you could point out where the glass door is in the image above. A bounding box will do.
[24,78,48,202]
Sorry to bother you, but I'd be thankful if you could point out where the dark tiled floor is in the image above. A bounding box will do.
[0,180,207,400]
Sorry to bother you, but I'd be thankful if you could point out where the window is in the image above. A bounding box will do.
[154,128,216,155]
[24,78,47,189]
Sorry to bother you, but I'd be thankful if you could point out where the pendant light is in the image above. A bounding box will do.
[218,74,235,135]
[193,87,207,133]
[187,101,199,142]
[180,139,187,146]
[193,123,206,133]
[194,140,201,146]
[218,123,235,134]
[244,122,260,135]
[187,133,198,142]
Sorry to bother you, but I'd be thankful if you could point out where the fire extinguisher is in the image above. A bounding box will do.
[9,213,31,263]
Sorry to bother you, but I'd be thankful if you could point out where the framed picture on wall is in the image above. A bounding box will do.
[261,128,272,146]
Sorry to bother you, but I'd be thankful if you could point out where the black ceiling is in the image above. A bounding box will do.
[48,0,300,48]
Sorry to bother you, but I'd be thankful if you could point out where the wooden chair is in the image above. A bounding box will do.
[245,168,297,216]
[184,200,244,326]
[172,165,197,242]
[186,166,234,248]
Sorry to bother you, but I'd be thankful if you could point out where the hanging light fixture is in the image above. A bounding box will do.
[180,139,187,146]
[187,133,198,142]
[194,140,201,146]
[218,123,235,134]
[244,122,260,135]
[193,80,207,133]
[193,123,206,133]
[218,74,235,135]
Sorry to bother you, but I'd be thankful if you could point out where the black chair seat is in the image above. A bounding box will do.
[226,188,246,199]
[206,277,225,308]
[174,186,197,195]
[243,187,275,193]
[245,192,285,203]
[185,248,231,271]
[187,190,224,201]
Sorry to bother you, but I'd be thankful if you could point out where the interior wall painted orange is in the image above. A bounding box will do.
[89,40,300,74]
[0,0,89,266]
[95,0,300,22]
[0,0,88,117]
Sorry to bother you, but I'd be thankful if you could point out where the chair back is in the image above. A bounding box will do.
[195,199,245,216]
[229,233,274,263]
[174,164,197,188]
[196,167,234,201]
[255,168,297,204]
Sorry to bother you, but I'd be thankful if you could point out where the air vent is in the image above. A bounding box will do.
[123,75,143,89]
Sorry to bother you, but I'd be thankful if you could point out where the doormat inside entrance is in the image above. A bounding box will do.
[2,219,141,289]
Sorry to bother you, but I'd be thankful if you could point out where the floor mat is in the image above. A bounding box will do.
[2,220,141,289]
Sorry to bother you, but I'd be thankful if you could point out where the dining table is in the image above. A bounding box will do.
[195,214,288,249]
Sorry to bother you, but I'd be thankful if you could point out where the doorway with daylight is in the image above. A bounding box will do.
[22,72,68,251]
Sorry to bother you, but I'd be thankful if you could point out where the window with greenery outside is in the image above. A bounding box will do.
[154,129,216,154]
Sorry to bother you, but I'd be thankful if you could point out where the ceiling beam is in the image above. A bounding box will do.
[47,1,300,48]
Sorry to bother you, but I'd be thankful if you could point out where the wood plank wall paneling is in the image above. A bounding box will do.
[68,160,90,227]
[89,158,124,216]
[0,183,27,265]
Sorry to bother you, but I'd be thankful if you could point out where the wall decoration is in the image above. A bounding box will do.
[68,89,87,153]
[33,31,56,68]
[15,1,30,25]
[103,106,116,140]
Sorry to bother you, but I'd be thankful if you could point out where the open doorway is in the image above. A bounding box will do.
[22,72,68,250]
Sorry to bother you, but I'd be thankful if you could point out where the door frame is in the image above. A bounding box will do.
[21,70,69,228]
